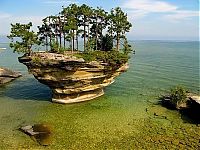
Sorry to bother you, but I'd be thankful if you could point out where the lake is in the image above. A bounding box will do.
[0,41,199,149]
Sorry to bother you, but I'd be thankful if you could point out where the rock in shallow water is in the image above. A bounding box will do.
[161,93,200,109]
[161,93,200,123]
[20,124,53,146]
[0,67,22,85]
[19,52,128,104]
[189,95,200,105]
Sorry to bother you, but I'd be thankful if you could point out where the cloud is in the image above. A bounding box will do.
[123,0,177,13]
[43,0,78,4]
[0,12,12,19]
[164,10,199,21]
[11,16,44,24]
[122,0,199,21]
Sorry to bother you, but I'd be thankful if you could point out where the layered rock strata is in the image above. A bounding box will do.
[0,67,22,85]
[19,52,128,103]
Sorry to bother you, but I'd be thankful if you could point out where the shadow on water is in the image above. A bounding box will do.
[1,77,52,102]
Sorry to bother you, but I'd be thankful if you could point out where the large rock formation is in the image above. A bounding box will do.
[0,67,22,85]
[19,52,128,104]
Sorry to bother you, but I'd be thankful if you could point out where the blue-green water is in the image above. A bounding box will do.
[0,41,199,149]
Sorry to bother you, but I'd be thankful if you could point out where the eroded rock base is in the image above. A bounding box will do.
[52,88,104,104]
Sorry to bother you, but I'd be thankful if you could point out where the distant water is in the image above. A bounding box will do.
[0,41,199,149]
[0,36,9,43]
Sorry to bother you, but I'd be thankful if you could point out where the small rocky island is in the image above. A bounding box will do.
[160,86,200,110]
[160,86,200,123]
[0,67,21,85]
[8,4,132,103]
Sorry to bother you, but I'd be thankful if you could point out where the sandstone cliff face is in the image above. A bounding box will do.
[19,52,128,104]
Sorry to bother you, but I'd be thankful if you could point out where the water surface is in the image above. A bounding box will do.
[0,41,199,149]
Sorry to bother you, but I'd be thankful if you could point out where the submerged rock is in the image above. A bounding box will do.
[20,124,52,146]
[0,67,22,85]
[20,125,38,136]
[19,52,128,104]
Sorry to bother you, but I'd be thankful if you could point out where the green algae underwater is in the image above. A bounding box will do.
[0,41,199,149]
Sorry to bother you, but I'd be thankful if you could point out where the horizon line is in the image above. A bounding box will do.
[0,35,199,42]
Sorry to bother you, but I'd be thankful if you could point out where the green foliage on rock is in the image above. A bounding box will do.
[7,22,40,55]
[75,50,128,70]
[169,86,187,106]
[32,56,41,63]
[50,40,68,54]
[122,38,132,55]
[85,39,96,52]
[50,40,59,53]
[101,34,113,51]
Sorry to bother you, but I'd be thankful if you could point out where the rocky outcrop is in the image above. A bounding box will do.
[19,52,128,104]
[161,93,200,123]
[161,93,200,110]
[0,67,22,85]
[189,95,200,105]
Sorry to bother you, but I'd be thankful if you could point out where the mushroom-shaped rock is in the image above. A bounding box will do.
[19,52,128,104]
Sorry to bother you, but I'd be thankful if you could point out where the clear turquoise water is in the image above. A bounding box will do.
[0,41,199,149]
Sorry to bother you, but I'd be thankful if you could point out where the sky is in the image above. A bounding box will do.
[0,0,199,40]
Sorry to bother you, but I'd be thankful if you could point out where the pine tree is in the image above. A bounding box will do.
[8,22,40,55]
[80,4,92,51]
[109,7,132,51]
[38,17,52,51]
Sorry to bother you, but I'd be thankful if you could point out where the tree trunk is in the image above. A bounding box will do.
[58,14,62,48]
[55,24,58,44]
[63,15,66,49]
[72,30,75,52]
[28,47,32,56]
[45,35,48,51]
[95,17,98,50]
[60,29,62,48]
[63,32,66,49]
[70,31,72,51]
[76,30,78,51]
[55,25,58,46]
[59,33,62,48]
[116,32,120,51]
[100,22,103,50]
[71,38,73,52]
[84,18,86,51]
[49,34,52,51]
[48,17,52,50]
[111,23,113,47]
[88,24,90,40]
